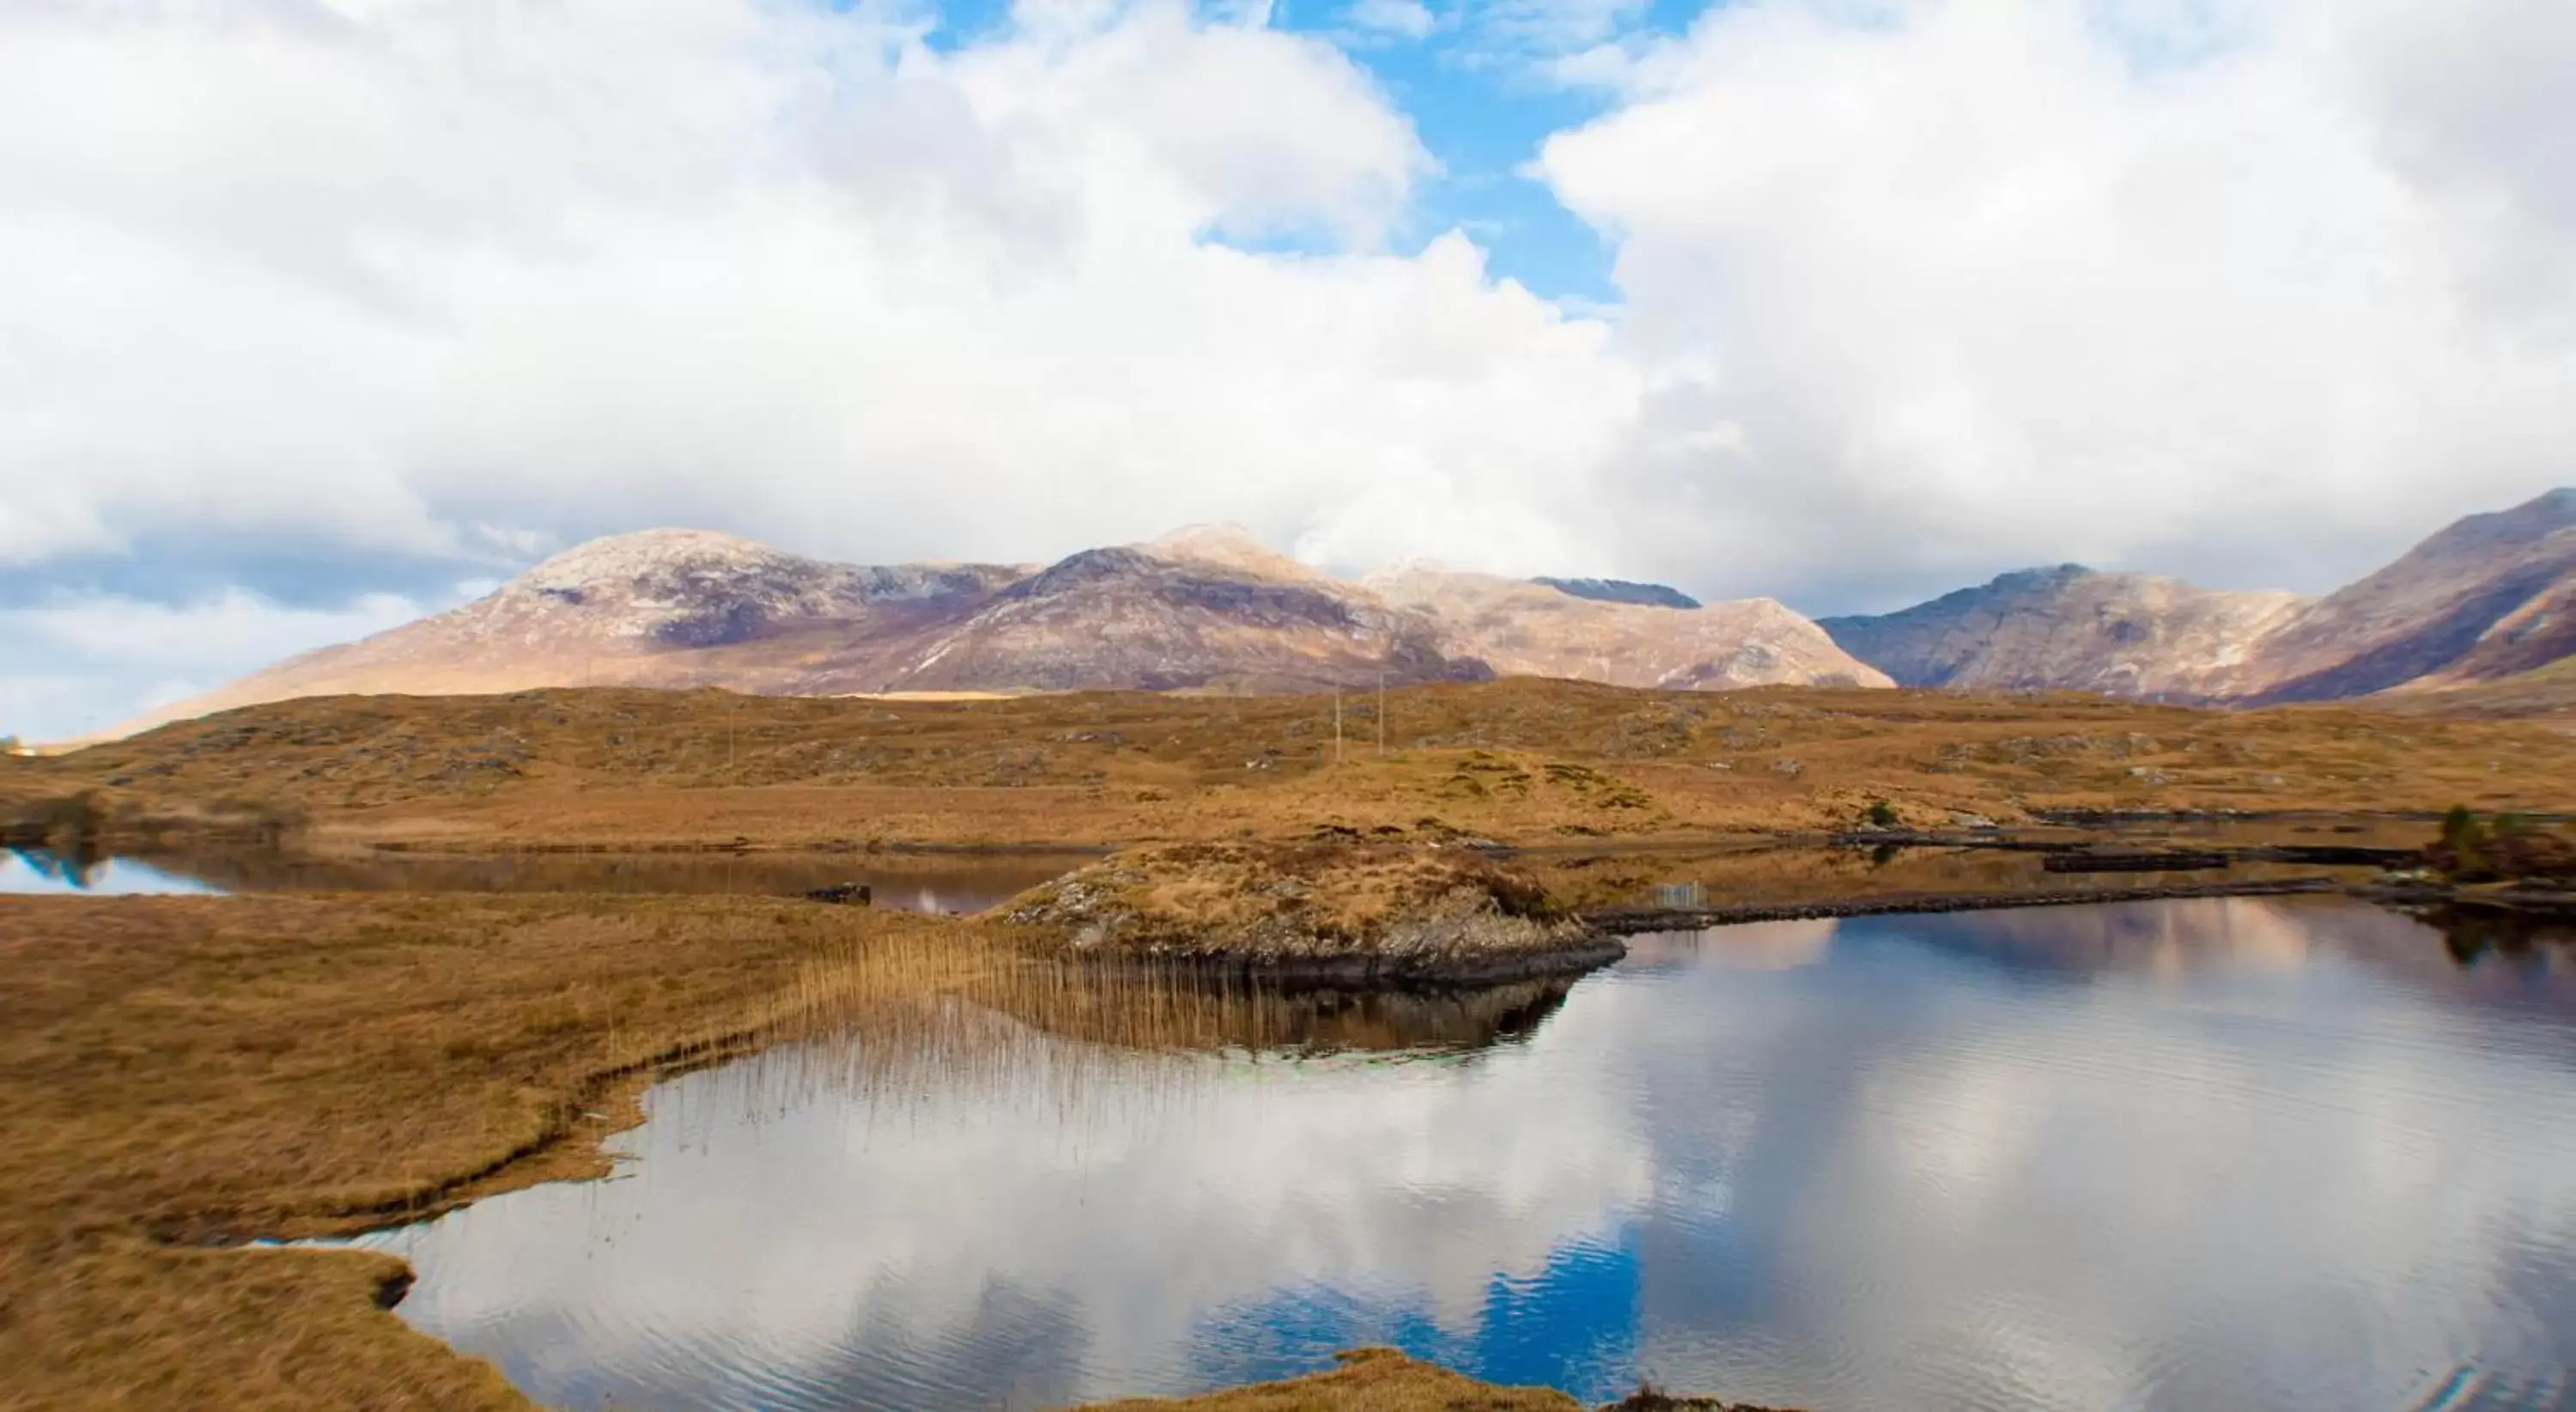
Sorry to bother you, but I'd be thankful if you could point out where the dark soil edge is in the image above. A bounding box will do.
[1583,876,2345,934]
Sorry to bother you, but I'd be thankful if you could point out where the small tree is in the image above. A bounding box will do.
[2434,805,2492,880]
[0,734,19,756]
[1862,798,1899,829]
[2440,804,2480,848]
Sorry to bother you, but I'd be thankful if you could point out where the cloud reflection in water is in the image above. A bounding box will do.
[344,898,2576,1411]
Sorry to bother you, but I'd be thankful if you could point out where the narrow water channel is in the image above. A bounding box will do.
[0,848,1094,913]
[338,898,2576,1410]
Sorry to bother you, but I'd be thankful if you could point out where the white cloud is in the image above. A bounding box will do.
[0,0,1630,593]
[1538,0,2576,600]
[1346,0,1439,41]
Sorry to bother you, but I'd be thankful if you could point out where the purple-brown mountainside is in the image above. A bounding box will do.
[101,525,1886,739]
[1818,566,2308,699]
[2240,489,2576,703]
[1822,489,2576,709]
[1371,565,1891,691]
[878,526,1487,693]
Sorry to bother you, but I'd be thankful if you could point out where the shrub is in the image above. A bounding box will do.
[1862,799,1899,829]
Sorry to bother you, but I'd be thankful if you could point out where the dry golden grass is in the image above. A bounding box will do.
[1076,1348,1782,1411]
[0,892,1005,1411]
[16,679,2576,854]
[1073,1347,1595,1411]
[998,840,1615,983]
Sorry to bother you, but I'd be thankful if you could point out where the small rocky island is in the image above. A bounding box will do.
[1000,840,1625,985]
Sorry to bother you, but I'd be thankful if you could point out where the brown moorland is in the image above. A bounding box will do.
[9,679,2574,854]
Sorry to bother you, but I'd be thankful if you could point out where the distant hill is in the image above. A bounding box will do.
[106,525,1886,739]
[99,490,2576,741]
[1823,490,2576,709]
[1374,566,1885,691]
[1819,565,2309,699]
[2236,489,2576,703]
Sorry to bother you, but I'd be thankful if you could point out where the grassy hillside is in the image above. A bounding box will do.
[14,679,2575,850]
[2375,655,2576,717]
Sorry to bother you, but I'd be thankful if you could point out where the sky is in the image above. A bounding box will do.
[4,0,2576,739]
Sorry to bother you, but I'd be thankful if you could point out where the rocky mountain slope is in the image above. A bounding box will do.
[1374,566,1889,691]
[111,526,1884,737]
[1818,566,2310,699]
[110,490,2576,739]
[113,531,1029,734]
[2235,489,2576,703]
[870,526,1487,694]
[1823,489,2576,708]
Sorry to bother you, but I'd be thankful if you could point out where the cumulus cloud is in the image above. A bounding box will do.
[6,0,2576,733]
[1541,0,2576,604]
[0,0,1625,586]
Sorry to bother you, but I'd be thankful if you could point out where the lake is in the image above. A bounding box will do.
[333,898,2576,1410]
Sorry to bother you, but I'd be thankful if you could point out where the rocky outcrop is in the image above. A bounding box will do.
[1819,565,2308,699]
[999,841,1624,984]
[1373,566,1890,691]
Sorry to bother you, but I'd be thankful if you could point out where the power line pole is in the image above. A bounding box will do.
[1376,671,1386,757]
[1333,688,1343,765]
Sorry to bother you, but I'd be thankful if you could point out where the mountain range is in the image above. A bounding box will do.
[105,490,2576,739]
[1819,488,2576,708]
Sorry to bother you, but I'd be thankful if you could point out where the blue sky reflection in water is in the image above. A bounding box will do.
[0,850,221,896]
[341,898,2576,1411]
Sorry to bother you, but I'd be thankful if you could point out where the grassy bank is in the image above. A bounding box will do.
[1082,1348,1778,1410]
[0,893,995,1410]
[13,679,2573,854]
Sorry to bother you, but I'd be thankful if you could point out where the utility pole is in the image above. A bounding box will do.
[1376,671,1386,757]
[1333,689,1343,765]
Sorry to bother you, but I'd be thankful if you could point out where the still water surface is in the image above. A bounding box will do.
[343,898,2576,1411]
[0,849,1090,913]
[0,850,220,895]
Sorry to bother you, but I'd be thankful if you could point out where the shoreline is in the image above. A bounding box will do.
[1582,875,2348,934]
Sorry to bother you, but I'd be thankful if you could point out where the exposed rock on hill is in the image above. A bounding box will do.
[1531,577,1701,610]
[1819,565,2308,699]
[114,530,1025,733]
[2241,489,2576,703]
[883,538,1486,693]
